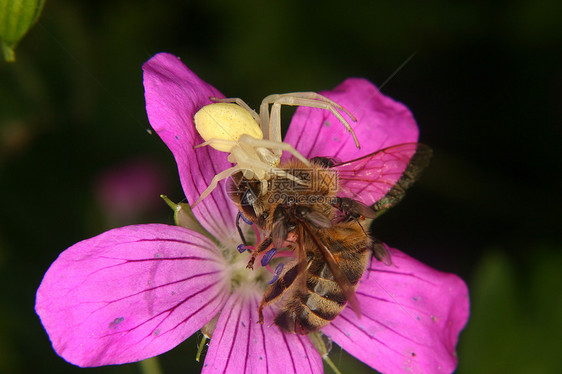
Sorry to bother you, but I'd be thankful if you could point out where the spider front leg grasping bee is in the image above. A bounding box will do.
[192,92,360,206]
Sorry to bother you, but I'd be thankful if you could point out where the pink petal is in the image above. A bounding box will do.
[142,53,238,242]
[202,288,322,374]
[323,248,469,374]
[284,78,419,161]
[35,224,230,367]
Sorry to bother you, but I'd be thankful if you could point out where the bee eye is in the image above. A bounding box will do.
[296,206,310,217]
[273,205,286,221]
[310,156,337,168]
[241,188,257,206]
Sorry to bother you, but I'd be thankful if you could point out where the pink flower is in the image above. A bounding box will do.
[35,52,469,373]
[94,158,169,224]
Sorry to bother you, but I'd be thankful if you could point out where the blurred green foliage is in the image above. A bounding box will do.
[458,247,562,374]
[0,0,560,373]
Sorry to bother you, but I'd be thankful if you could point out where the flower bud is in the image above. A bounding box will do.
[0,0,46,61]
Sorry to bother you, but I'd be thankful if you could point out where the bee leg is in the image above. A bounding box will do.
[246,236,273,269]
[235,212,249,247]
[258,263,299,324]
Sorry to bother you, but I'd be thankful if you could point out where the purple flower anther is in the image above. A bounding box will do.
[237,244,247,253]
[268,263,285,284]
[261,248,277,267]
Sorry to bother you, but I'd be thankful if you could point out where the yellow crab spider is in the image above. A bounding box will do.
[192,92,359,206]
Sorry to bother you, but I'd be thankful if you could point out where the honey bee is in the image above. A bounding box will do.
[229,143,432,334]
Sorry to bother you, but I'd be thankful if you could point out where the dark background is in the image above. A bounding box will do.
[1,1,560,373]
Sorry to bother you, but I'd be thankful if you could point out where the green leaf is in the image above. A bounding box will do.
[0,0,46,62]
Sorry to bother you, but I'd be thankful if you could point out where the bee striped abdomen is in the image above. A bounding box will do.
[275,241,370,334]
[261,264,299,304]
[275,292,342,334]
[306,271,347,305]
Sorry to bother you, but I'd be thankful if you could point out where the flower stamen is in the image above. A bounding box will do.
[261,248,277,266]
[237,244,249,253]
[268,263,285,284]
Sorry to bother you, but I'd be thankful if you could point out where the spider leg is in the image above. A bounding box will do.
[274,97,360,149]
[193,165,241,207]
[260,92,360,150]
[231,139,308,185]
[268,168,308,186]
[194,138,237,152]
[209,96,260,124]
[264,92,357,123]
[240,135,312,167]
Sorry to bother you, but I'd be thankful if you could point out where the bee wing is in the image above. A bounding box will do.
[332,143,432,213]
[301,222,362,318]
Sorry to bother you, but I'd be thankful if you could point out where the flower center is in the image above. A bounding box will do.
[220,220,295,292]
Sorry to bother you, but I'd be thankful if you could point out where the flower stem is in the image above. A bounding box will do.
[196,335,209,362]
[323,356,342,374]
[309,331,341,374]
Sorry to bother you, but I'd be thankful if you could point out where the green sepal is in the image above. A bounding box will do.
[309,331,341,374]
[160,195,219,245]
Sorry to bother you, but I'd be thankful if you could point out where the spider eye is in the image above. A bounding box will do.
[194,103,263,152]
